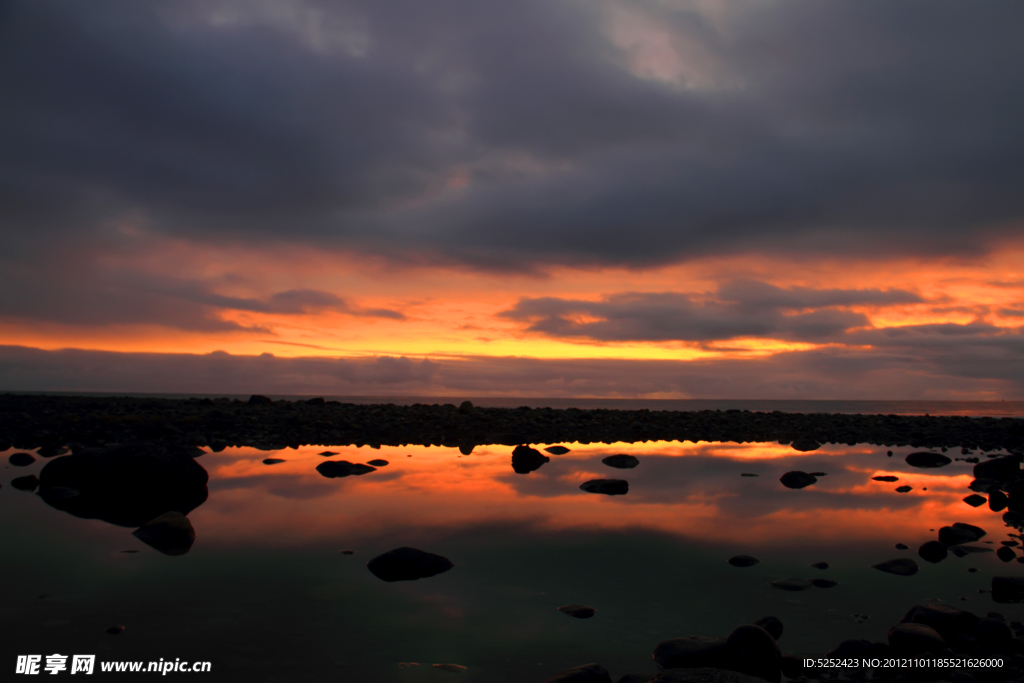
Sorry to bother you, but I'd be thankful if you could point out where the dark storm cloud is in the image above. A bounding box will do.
[2,0,1023,268]
[499,281,921,342]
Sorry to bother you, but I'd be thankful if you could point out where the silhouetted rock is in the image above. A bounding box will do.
[990,490,1009,511]
[905,452,952,468]
[740,473,758,477]
[340,549,355,555]
[544,664,612,683]
[9,452,35,466]
[511,445,549,474]
[305,397,325,405]
[809,562,829,569]
[725,625,781,681]
[790,439,820,452]
[950,545,993,558]
[653,636,728,670]
[602,454,639,469]
[318,451,338,456]
[899,604,978,641]
[316,461,377,478]
[652,670,766,683]
[993,576,1024,603]
[558,604,596,618]
[918,541,948,563]
[888,623,945,655]
[974,455,1021,482]
[895,543,909,549]
[963,494,986,507]
[779,471,816,489]
[810,578,839,588]
[132,511,195,556]
[545,446,570,455]
[580,479,629,495]
[367,459,389,467]
[248,394,272,404]
[895,486,912,493]
[872,475,899,482]
[11,475,39,491]
[997,546,1017,562]
[37,445,209,528]
[872,558,918,576]
[262,458,285,465]
[939,523,986,546]
[975,617,1012,647]
[728,555,760,568]
[769,579,812,591]
[753,616,783,641]
[366,547,454,582]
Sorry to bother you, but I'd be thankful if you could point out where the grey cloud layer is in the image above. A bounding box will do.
[500,281,923,342]
[2,0,1023,267]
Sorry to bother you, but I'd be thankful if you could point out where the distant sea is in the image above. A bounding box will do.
[7,391,1024,417]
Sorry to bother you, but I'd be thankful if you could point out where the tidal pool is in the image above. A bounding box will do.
[1,440,1020,681]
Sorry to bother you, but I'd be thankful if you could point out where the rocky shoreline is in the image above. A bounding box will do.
[1,394,1022,452]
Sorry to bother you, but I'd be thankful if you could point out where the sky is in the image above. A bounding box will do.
[1,0,1022,398]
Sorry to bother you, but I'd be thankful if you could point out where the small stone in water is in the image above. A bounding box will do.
[896,485,912,492]
[340,550,355,555]
[9,452,35,466]
[558,604,596,618]
[11,475,39,491]
[873,476,899,482]
[262,458,285,465]
[896,543,909,549]
[318,451,338,456]
[872,558,919,576]
[811,578,839,588]
[810,561,830,569]
[963,494,987,507]
[918,541,948,563]
[780,471,817,489]
[997,546,1017,562]
[728,555,760,567]
[545,446,570,455]
[601,454,639,469]
[740,473,759,477]
[367,459,389,466]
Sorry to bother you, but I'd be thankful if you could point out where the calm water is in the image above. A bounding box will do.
[2,439,1022,681]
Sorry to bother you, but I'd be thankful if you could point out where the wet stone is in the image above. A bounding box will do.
[728,555,760,567]
[895,543,909,550]
[724,624,782,680]
[780,471,817,489]
[558,604,596,619]
[997,546,1017,562]
[939,523,986,546]
[872,476,899,482]
[366,547,454,582]
[580,479,629,495]
[511,445,549,474]
[545,446,570,455]
[905,452,952,468]
[963,494,987,507]
[769,579,813,591]
[132,511,196,556]
[602,454,639,469]
[318,451,338,456]
[753,615,783,641]
[790,439,821,452]
[340,549,355,555]
[247,394,272,405]
[316,461,377,478]
[262,458,285,465]
[872,558,919,576]
[367,459,389,467]
[895,485,912,493]
[918,541,948,563]
[11,474,39,491]
[810,578,839,588]
[740,473,758,477]
[9,452,35,466]
[809,562,830,570]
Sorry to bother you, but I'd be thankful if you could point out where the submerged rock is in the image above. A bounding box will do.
[728,555,760,568]
[11,474,39,491]
[740,473,758,477]
[753,616,783,641]
[366,547,454,582]
[316,461,377,478]
[602,454,639,469]
[558,604,596,619]
[809,562,830,570]
[545,446,571,455]
[580,479,629,495]
[950,545,993,557]
[544,663,612,683]
[905,452,952,468]
[872,558,919,576]
[511,445,549,474]
[132,511,196,556]
[895,543,909,550]
[769,579,813,591]
[779,471,816,489]
[918,541,948,563]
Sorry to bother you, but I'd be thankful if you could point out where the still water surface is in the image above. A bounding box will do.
[2,440,1021,681]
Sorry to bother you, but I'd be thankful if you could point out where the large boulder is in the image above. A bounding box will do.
[603,454,640,469]
[366,547,454,582]
[779,472,816,489]
[580,479,629,495]
[544,664,613,683]
[512,445,549,474]
[905,452,952,468]
[974,455,1022,482]
[938,523,986,546]
[724,625,781,681]
[37,445,209,528]
[752,617,782,641]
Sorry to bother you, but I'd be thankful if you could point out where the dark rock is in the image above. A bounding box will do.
[950,545,993,557]
[366,547,454,582]
[132,511,196,556]
[456,400,475,415]
[939,523,986,546]
[975,617,1012,647]
[580,479,629,495]
[617,676,653,683]
[11,475,39,491]
[872,475,899,482]
[558,604,596,619]
[809,562,830,570]
[9,452,35,466]
[895,485,912,492]
[544,664,612,683]
[262,458,285,465]
[340,549,355,555]
[316,461,377,478]
[888,623,945,655]
[106,626,125,635]
[728,555,760,568]
[367,459,389,467]
[740,473,758,477]
[37,445,209,528]
[769,579,812,591]
[998,546,1017,562]
[895,543,909,549]
[318,451,338,456]
[653,636,728,670]
[918,541,948,563]
[963,494,987,507]
[651,669,766,683]
[37,445,68,458]
[248,394,272,404]
[724,624,781,681]
[511,445,549,474]
[602,454,639,469]
[779,471,817,489]
[993,576,1024,603]
[305,397,325,405]
[545,446,570,455]
[872,558,919,576]
[905,452,952,468]
[974,455,1022,482]
[778,655,805,680]
[970,478,1002,493]
[790,439,820,452]
[810,578,839,588]
[900,604,979,641]
[753,616,783,641]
